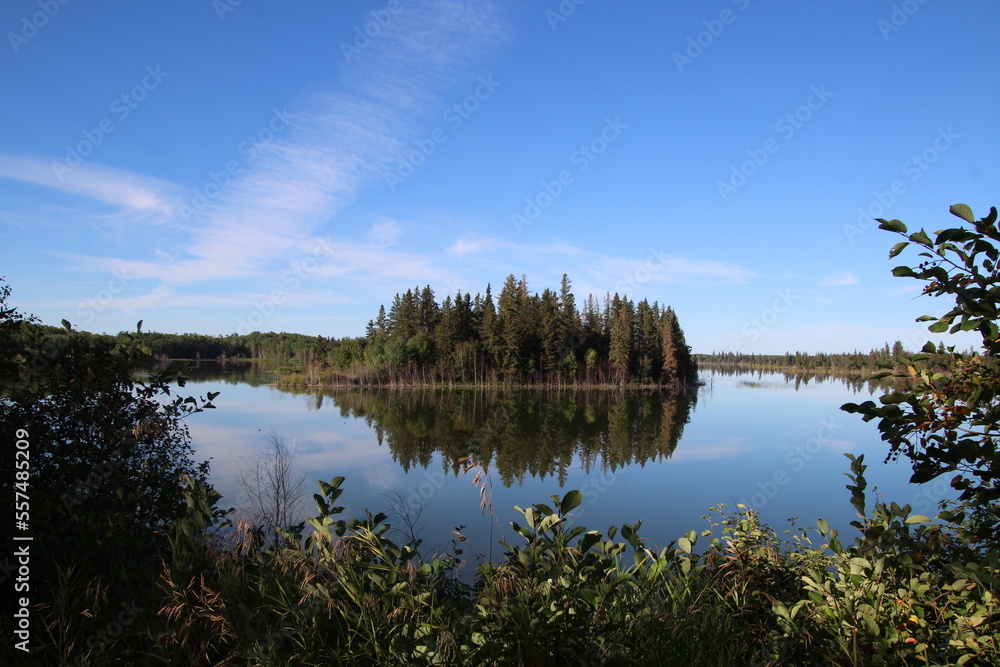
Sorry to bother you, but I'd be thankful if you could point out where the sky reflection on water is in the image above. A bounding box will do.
[178,363,951,558]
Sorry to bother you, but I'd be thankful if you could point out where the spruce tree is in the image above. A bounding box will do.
[635,299,661,383]
[497,274,526,376]
[608,294,635,383]
[660,306,679,384]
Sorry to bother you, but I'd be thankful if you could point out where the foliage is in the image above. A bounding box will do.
[0,279,219,664]
[843,203,1000,543]
[772,454,999,666]
[144,466,1000,666]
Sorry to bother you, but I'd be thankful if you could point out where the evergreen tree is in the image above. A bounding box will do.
[661,307,697,385]
[454,291,474,343]
[497,274,526,376]
[660,307,680,384]
[418,285,439,332]
[375,305,388,338]
[315,335,330,367]
[479,285,500,369]
[608,294,635,383]
[435,295,458,366]
[538,288,563,373]
[635,299,661,382]
[389,289,418,340]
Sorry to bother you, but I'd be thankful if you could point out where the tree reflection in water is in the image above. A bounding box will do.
[305,389,697,488]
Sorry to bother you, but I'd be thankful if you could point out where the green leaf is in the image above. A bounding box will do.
[61,319,72,331]
[560,489,583,515]
[878,219,908,233]
[677,536,692,554]
[577,588,598,609]
[888,241,909,259]
[982,206,998,226]
[908,230,932,245]
[891,266,916,278]
[904,514,932,524]
[578,531,601,553]
[949,203,975,224]
[928,320,950,333]
[816,518,829,534]
[936,228,969,244]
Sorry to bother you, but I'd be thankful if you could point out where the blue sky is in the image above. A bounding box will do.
[1,0,997,354]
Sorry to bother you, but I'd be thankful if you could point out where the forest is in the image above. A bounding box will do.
[18,274,702,387]
[354,273,697,385]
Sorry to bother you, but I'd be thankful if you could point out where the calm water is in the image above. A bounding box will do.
[175,362,953,557]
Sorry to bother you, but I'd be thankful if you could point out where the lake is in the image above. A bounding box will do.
[176,361,954,559]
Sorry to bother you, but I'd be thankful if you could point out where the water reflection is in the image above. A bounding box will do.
[154,359,286,387]
[289,389,696,488]
[170,362,932,551]
[700,365,904,394]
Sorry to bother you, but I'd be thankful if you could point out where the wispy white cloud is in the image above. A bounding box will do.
[821,271,859,286]
[0,153,180,225]
[366,219,404,247]
[152,0,510,286]
[310,236,453,287]
[447,236,756,289]
[667,436,753,462]
[2,0,511,302]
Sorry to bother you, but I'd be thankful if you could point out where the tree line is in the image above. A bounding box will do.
[14,274,698,386]
[698,342,977,375]
[359,274,697,386]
